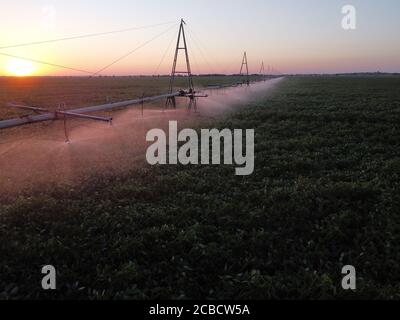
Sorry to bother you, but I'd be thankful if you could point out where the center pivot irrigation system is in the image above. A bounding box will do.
[0,19,275,141]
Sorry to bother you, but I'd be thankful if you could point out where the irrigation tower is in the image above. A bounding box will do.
[260,61,266,81]
[166,19,195,109]
[239,51,250,86]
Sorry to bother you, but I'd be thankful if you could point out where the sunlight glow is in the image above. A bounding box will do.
[5,58,35,76]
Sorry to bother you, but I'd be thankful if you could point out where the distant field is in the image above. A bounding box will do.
[0,75,266,120]
[1,76,400,299]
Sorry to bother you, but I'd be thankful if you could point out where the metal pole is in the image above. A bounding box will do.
[245,52,249,86]
[180,20,194,92]
[141,93,144,117]
[1,92,179,130]
[166,20,183,109]
[59,103,69,143]
[168,20,183,94]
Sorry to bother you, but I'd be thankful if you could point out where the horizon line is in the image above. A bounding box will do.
[1,71,400,78]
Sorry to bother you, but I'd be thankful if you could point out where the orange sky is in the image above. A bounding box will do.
[0,0,399,76]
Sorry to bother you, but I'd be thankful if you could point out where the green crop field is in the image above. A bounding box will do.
[1,76,400,299]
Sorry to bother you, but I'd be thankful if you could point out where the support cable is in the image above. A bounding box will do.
[186,26,218,74]
[0,21,176,50]
[93,23,178,75]
[152,30,176,76]
[0,52,95,75]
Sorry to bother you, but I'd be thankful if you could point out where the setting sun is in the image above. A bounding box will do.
[6,58,35,76]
